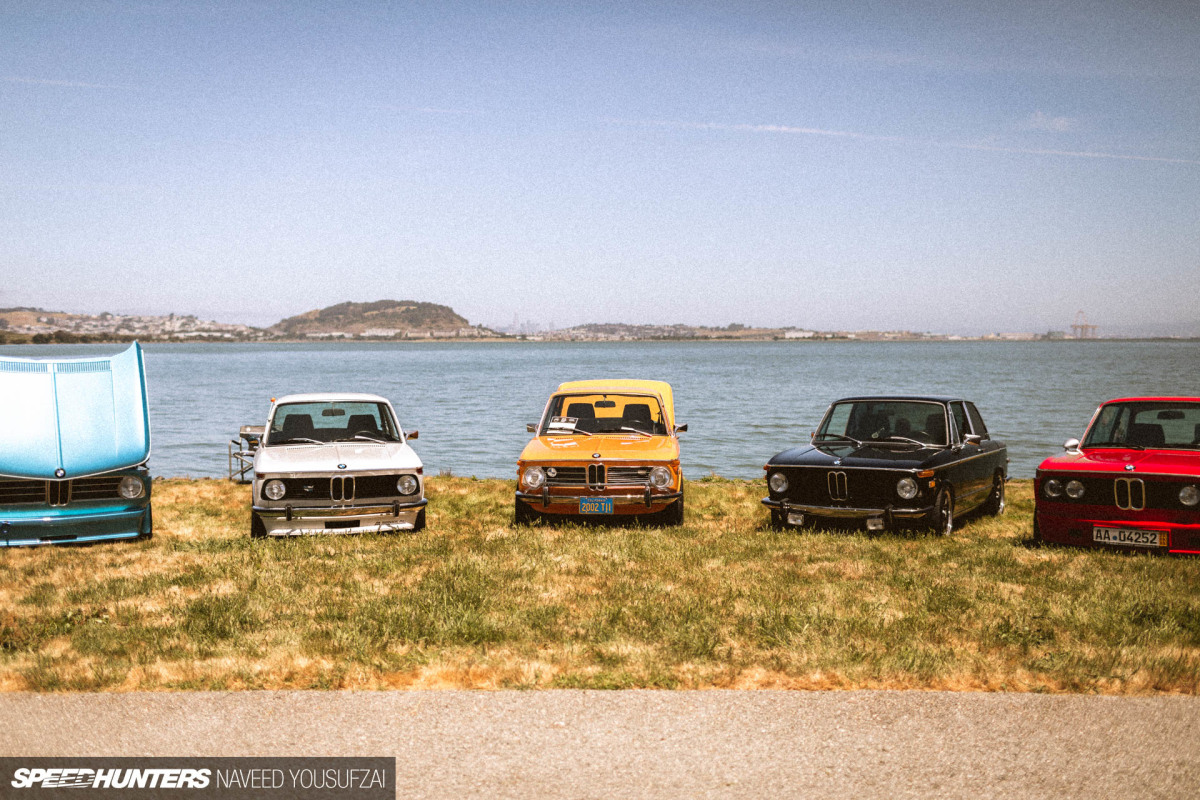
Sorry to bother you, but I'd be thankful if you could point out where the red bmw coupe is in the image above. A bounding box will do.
[1034,397,1200,555]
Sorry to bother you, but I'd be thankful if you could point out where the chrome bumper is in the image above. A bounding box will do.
[253,499,427,536]
[516,489,683,510]
[762,497,932,523]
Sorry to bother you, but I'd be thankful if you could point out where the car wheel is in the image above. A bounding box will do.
[250,512,266,539]
[983,473,1006,516]
[514,500,535,526]
[1032,516,1043,544]
[931,488,954,536]
[412,508,426,532]
[769,510,785,531]
[664,495,684,526]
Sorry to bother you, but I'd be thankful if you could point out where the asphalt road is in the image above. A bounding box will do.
[2,690,1197,799]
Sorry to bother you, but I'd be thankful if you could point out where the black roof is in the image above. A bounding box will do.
[832,395,962,404]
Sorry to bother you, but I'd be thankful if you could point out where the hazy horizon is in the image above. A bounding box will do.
[3,2,1198,338]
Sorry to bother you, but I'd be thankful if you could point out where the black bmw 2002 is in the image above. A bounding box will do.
[762,396,1008,534]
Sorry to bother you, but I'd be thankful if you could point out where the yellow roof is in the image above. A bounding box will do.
[554,379,675,429]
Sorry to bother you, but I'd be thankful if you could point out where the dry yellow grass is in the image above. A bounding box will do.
[1,477,1197,693]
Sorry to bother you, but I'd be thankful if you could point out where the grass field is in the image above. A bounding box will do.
[1,477,1197,693]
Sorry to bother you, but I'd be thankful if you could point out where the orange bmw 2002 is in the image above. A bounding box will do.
[515,380,687,525]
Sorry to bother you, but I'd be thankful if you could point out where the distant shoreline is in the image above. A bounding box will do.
[3,335,1199,347]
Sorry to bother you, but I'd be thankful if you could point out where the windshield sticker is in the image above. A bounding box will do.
[547,416,578,433]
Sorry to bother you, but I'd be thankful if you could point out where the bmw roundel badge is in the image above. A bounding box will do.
[55,468,66,478]
[592,453,601,458]
[338,463,347,470]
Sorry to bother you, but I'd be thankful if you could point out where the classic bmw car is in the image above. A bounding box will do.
[1034,397,1200,554]
[762,396,1007,534]
[515,379,686,525]
[0,343,152,547]
[250,393,426,537]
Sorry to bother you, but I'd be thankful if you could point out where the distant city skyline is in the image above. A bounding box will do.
[2,2,1198,337]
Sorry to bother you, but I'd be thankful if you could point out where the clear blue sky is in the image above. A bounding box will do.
[2,1,1198,335]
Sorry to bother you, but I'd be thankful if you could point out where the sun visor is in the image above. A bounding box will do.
[0,343,151,479]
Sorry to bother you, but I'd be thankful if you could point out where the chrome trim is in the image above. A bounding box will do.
[254,499,427,518]
[46,480,71,507]
[827,471,848,501]
[516,490,682,507]
[762,497,931,520]
[1114,477,1145,511]
[331,476,356,502]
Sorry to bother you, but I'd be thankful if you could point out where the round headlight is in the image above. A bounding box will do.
[397,474,419,495]
[118,476,144,500]
[1065,480,1085,499]
[1180,485,1200,507]
[649,466,672,488]
[768,472,788,494]
[264,479,286,500]
[1043,479,1063,498]
[522,466,546,490]
[896,477,918,500]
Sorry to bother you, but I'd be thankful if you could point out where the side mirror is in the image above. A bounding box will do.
[675,423,688,433]
[527,423,537,433]
[407,430,418,440]
[1063,438,1080,452]
[963,434,982,446]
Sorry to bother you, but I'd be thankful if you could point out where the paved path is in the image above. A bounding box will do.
[2,690,1197,798]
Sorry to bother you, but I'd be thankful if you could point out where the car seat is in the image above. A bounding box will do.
[622,403,655,432]
[924,412,947,443]
[279,414,316,441]
[1127,423,1165,447]
[566,403,596,432]
[346,414,379,435]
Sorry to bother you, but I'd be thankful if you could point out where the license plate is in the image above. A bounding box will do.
[580,497,613,514]
[1092,526,1166,548]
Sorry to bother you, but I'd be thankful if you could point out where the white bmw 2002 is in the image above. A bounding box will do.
[250,393,427,537]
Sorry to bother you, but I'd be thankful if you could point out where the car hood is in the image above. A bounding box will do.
[767,444,944,470]
[0,343,151,480]
[519,434,679,463]
[254,441,422,474]
[1038,448,1200,477]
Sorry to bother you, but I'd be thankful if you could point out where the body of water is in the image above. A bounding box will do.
[4,340,1199,480]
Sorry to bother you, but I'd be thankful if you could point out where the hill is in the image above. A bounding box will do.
[269,300,480,338]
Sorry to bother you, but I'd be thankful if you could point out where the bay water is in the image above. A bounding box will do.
[4,340,1198,481]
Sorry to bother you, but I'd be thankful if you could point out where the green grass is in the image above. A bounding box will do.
[0,476,1197,693]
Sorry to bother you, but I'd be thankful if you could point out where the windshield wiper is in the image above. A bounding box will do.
[884,436,930,447]
[619,427,652,437]
[1087,442,1144,450]
[347,433,399,443]
[814,433,862,447]
[546,428,593,437]
[272,437,322,445]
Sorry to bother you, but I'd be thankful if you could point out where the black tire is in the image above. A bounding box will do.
[514,500,535,526]
[250,512,266,539]
[1032,516,1043,544]
[769,510,785,531]
[983,473,1006,516]
[663,495,684,526]
[412,508,426,532]
[931,488,954,536]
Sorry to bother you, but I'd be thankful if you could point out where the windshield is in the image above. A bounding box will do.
[1083,401,1200,450]
[266,401,401,445]
[540,393,668,436]
[816,400,947,446]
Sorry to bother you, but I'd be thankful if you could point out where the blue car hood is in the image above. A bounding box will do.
[0,343,151,479]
